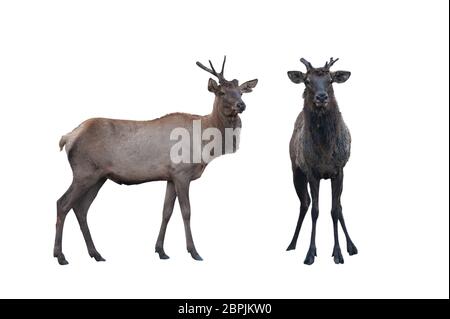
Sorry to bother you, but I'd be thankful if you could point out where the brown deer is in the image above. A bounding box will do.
[54,57,258,265]
[286,57,358,265]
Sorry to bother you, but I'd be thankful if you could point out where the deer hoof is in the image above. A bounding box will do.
[332,246,344,264]
[286,242,296,251]
[347,242,358,256]
[91,253,106,262]
[190,251,203,261]
[304,248,316,265]
[57,254,69,265]
[156,250,170,260]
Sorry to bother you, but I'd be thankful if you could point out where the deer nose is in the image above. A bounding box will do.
[315,93,328,103]
[237,102,246,112]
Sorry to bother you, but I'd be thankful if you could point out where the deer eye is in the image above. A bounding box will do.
[305,79,311,85]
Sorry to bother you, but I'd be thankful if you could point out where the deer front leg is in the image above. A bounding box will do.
[304,177,320,265]
[331,171,344,264]
[155,181,177,259]
[174,179,203,261]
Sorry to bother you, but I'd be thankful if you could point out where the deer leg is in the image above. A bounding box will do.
[331,171,345,264]
[174,180,202,261]
[155,181,177,260]
[304,177,320,265]
[54,184,74,265]
[287,168,311,251]
[333,171,358,256]
[339,213,358,256]
[54,177,98,265]
[73,178,107,262]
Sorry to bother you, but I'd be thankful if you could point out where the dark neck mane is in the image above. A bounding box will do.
[303,96,342,148]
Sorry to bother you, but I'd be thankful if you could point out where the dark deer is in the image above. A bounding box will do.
[54,57,258,265]
[286,57,358,265]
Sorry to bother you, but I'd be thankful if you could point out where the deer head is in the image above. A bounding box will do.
[287,57,351,110]
[197,56,258,117]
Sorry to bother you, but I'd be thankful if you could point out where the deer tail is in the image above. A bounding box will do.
[59,135,68,151]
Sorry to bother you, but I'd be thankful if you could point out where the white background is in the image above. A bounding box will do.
[0,0,448,299]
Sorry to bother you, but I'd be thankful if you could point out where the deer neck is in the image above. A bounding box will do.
[200,98,242,156]
[204,98,242,132]
[303,96,342,149]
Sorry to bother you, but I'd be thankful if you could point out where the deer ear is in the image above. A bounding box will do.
[287,71,305,84]
[208,78,220,93]
[332,71,351,83]
[239,79,258,93]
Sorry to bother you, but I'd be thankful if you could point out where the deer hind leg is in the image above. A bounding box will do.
[73,178,107,262]
[155,181,177,260]
[174,179,202,261]
[287,168,311,251]
[54,184,74,265]
[339,211,358,256]
[54,175,100,265]
[333,171,358,257]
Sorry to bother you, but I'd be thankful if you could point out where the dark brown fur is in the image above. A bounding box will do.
[286,58,358,265]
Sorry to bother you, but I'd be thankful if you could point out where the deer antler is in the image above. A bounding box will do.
[324,57,339,70]
[300,58,313,71]
[196,56,227,83]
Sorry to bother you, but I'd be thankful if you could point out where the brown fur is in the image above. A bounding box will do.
[286,58,357,265]
[54,58,257,265]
